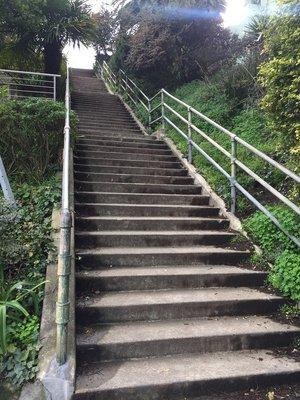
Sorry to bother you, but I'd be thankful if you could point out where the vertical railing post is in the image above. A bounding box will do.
[56,208,72,365]
[161,90,165,134]
[188,107,193,164]
[230,136,237,214]
[0,156,16,207]
[53,76,57,101]
[148,99,152,133]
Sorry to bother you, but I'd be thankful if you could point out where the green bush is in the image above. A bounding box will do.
[244,206,300,300]
[269,250,300,301]
[0,176,60,387]
[244,205,300,261]
[259,0,300,177]
[0,316,40,387]
[0,99,78,182]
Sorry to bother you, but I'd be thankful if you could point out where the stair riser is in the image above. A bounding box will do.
[76,298,282,324]
[77,139,167,149]
[75,182,202,195]
[77,251,249,268]
[74,165,187,177]
[76,331,295,364]
[76,272,266,292]
[74,157,182,169]
[78,123,139,130]
[76,145,173,156]
[74,173,193,185]
[75,205,218,218]
[78,128,143,136]
[73,370,300,400]
[76,219,229,231]
[75,233,233,248]
[75,151,177,162]
[75,193,208,205]
[78,135,159,145]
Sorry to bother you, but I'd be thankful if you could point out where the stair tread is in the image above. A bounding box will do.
[75,203,216,209]
[75,349,300,394]
[76,216,225,221]
[77,287,279,308]
[76,265,264,278]
[76,315,299,346]
[77,246,248,255]
[76,230,232,236]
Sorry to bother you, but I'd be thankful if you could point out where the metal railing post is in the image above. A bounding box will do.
[56,208,72,365]
[0,156,16,207]
[161,90,165,133]
[230,136,237,214]
[188,107,192,163]
[53,76,57,101]
[148,99,152,133]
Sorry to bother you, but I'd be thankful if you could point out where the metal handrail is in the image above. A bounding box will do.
[0,68,60,100]
[56,66,72,365]
[101,65,300,248]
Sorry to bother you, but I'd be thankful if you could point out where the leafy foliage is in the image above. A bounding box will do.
[244,206,299,261]
[269,250,300,301]
[0,177,60,386]
[0,0,95,73]
[0,98,78,182]
[0,316,40,387]
[244,206,300,301]
[259,0,300,176]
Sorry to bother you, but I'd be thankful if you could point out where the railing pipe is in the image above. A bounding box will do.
[0,156,16,207]
[230,137,237,214]
[101,65,300,248]
[188,107,192,164]
[56,66,72,365]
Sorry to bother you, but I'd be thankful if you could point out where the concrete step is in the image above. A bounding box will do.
[75,203,219,218]
[74,164,188,177]
[76,287,282,323]
[76,316,298,363]
[76,265,266,292]
[78,128,143,136]
[77,134,157,144]
[74,156,182,169]
[74,349,300,400]
[76,246,250,268]
[78,116,136,124]
[76,143,173,156]
[74,192,208,205]
[75,150,177,162]
[74,172,193,185]
[78,119,137,127]
[75,216,230,231]
[77,138,168,149]
[75,230,234,248]
[75,181,202,195]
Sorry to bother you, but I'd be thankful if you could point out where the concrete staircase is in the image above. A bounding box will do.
[71,69,300,400]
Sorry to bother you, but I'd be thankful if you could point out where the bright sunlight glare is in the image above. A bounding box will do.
[222,0,248,27]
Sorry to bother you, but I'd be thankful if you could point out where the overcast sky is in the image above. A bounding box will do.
[63,0,110,69]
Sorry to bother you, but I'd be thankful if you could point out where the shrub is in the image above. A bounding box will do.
[0,98,78,182]
[244,205,299,262]
[259,0,300,176]
[0,176,60,387]
[269,250,300,301]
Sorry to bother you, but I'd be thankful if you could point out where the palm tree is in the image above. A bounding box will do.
[42,0,95,74]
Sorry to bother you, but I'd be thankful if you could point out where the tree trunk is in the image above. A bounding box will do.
[43,40,63,75]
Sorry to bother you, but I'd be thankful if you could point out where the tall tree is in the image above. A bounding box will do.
[0,0,95,74]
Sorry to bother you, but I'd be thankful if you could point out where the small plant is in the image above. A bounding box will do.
[270,250,300,301]
[280,304,300,320]
[0,264,45,355]
[0,316,40,387]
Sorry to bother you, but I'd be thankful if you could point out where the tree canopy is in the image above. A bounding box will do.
[0,0,95,74]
